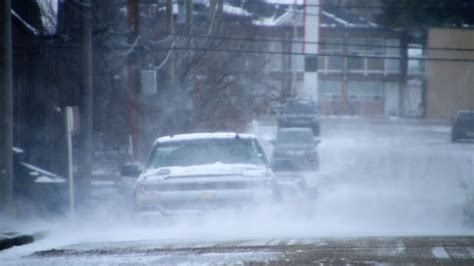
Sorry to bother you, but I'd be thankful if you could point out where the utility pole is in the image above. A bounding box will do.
[78,0,93,207]
[281,31,292,102]
[185,0,193,34]
[303,0,320,101]
[289,0,298,100]
[127,0,140,158]
[0,0,14,214]
[165,0,175,86]
[399,29,409,117]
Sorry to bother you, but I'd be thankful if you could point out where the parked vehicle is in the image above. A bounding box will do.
[122,133,279,215]
[12,148,67,216]
[271,128,320,170]
[452,111,474,142]
[277,99,320,136]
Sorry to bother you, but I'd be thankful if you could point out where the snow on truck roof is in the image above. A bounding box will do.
[154,132,256,145]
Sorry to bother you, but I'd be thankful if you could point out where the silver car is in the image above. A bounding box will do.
[271,127,320,170]
[123,133,277,215]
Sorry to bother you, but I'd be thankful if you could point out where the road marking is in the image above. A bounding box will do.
[446,247,472,259]
[432,247,450,259]
[376,240,406,257]
[237,239,271,247]
[466,247,474,257]
[191,242,215,248]
[286,239,298,245]
[266,239,282,246]
[396,240,406,254]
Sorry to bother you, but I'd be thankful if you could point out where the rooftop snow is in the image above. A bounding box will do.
[322,11,352,27]
[11,0,58,35]
[35,175,66,183]
[321,8,377,28]
[253,6,377,28]
[163,1,251,17]
[20,162,62,178]
[13,147,24,153]
[36,0,58,34]
[222,3,251,17]
[155,132,255,145]
[254,7,300,26]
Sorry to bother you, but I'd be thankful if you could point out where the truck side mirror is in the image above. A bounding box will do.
[121,164,142,178]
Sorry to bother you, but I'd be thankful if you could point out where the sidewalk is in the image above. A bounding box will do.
[0,219,45,251]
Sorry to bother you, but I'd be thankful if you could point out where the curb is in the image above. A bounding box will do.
[0,232,35,251]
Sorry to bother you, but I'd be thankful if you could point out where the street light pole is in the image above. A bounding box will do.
[0,0,14,214]
[78,0,93,207]
[127,0,140,159]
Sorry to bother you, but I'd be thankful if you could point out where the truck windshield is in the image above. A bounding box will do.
[149,139,265,168]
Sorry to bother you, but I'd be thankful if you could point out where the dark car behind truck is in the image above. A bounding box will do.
[452,111,474,142]
[277,99,320,136]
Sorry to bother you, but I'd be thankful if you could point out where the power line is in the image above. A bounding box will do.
[164,33,474,53]
[111,0,474,10]
[29,1,474,55]
[14,36,474,63]
[268,2,474,10]
[33,31,474,57]
[153,45,474,63]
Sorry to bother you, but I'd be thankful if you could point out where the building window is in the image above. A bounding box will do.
[385,39,400,73]
[408,46,424,74]
[296,72,304,81]
[348,81,383,101]
[321,37,343,54]
[292,55,305,71]
[305,56,318,72]
[327,57,344,70]
[318,80,342,100]
[348,57,364,71]
[385,59,400,73]
[348,38,385,73]
[348,38,384,56]
[367,58,384,71]
[320,37,343,72]
[291,40,304,71]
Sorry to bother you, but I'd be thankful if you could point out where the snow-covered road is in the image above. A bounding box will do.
[2,117,474,264]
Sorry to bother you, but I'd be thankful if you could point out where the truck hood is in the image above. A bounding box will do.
[139,162,270,182]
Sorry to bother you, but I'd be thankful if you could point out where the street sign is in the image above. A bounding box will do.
[65,106,79,214]
[66,106,80,136]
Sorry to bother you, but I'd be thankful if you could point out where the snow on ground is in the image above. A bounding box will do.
[1,117,474,264]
